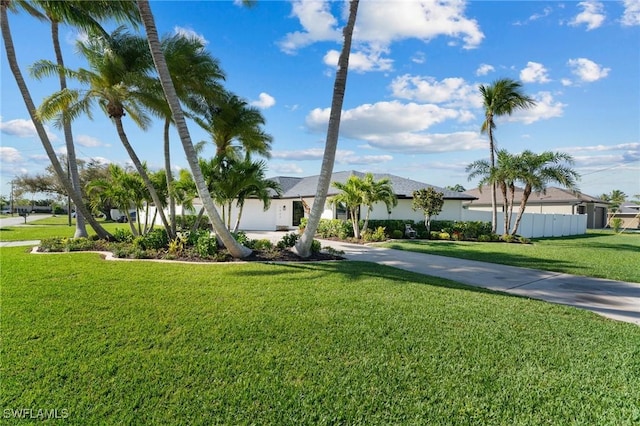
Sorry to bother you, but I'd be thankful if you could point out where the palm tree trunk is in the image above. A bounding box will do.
[511,186,532,235]
[163,118,177,236]
[507,183,516,234]
[137,0,250,258]
[362,208,372,233]
[294,0,359,257]
[500,182,509,235]
[488,126,498,234]
[51,19,88,238]
[112,117,173,238]
[232,202,244,233]
[191,206,206,233]
[351,208,360,239]
[1,3,111,240]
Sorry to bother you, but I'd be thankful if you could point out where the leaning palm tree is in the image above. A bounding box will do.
[33,0,140,238]
[510,150,579,235]
[32,27,173,238]
[136,0,251,258]
[360,173,397,234]
[294,0,359,257]
[1,0,111,239]
[479,78,535,233]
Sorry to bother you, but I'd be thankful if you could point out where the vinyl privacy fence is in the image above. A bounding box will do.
[461,210,587,238]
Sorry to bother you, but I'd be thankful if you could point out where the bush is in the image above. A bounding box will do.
[277,232,299,249]
[232,231,250,246]
[168,236,186,257]
[112,228,133,243]
[477,234,492,242]
[133,229,169,251]
[429,231,440,240]
[518,236,531,244]
[253,239,274,251]
[501,234,516,243]
[438,232,450,240]
[611,218,623,233]
[316,219,352,239]
[391,229,404,239]
[175,215,211,232]
[39,237,99,252]
[362,226,387,242]
[311,239,322,254]
[196,234,218,257]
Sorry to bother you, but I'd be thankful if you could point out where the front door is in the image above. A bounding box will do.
[292,201,304,226]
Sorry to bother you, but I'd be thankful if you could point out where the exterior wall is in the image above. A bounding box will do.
[460,209,586,238]
[369,199,464,222]
[607,213,640,230]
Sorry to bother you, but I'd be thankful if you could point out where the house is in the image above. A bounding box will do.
[193,170,476,231]
[608,203,640,230]
[463,186,609,229]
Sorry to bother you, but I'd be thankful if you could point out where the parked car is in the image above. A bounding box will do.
[116,212,136,223]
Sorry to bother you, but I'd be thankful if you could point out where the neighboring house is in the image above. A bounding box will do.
[608,203,640,230]
[192,170,476,231]
[463,186,609,229]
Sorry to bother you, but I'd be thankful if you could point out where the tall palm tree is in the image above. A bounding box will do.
[294,0,359,257]
[510,150,579,235]
[32,27,173,238]
[231,159,282,233]
[479,78,535,233]
[1,0,112,239]
[192,91,272,160]
[33,0,140,238]
[330,175,366,239]
[141,32,226,235]
[360,173,397,233]
[136,0,251,258]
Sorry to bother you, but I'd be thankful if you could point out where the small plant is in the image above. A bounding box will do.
[518,236,531,244]
[362,226,387,242]
[168,236,186,257]
[311,239,322,254]
[232,230,250,246]
[196,234,218,258]
[324,246,345,256]
[277,232,299,249]
[501,234,516,243]
[452,231,464,241]
[112,228,133,243]
[610,218,623,233]
[478,234,492,242]
[252,239,274,251]
[391,229,403,239]
[438,232,450,240]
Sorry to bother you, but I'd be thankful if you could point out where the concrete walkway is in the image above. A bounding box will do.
[246,231,640,326]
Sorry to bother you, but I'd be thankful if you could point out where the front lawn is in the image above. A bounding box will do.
[382,231,640,283]
[0,217,132,242]
[2,247,639,424]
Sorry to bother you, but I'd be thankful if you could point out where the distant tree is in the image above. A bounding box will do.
[412,188,444,233]
[445,184,466,192]
[479,78,536,233]
[599,190,627,212]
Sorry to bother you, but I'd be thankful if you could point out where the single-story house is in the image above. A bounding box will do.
[608,203,640,230]
[463,186,609,229]
[193,170,476,231]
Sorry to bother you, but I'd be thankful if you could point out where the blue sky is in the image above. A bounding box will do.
[1,0,639,201]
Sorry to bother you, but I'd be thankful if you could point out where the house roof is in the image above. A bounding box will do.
[464,186,608,205]
[269,170,476,200]
[617,203,640,214]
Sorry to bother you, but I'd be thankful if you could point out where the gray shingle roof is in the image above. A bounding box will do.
[464,186,608,205]
[268,170,475,200]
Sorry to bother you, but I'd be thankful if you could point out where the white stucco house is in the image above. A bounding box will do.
[191,170,476,231]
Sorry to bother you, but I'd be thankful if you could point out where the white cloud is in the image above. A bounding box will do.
[0,147,23,163]
[411,52,426,64]
[529,6,553,22]
[75,135,106,148]
[306,101,462,139]
[561,78,573,86]
[507,91,566,124]
[323,47,394,73]
[250,93,276,109]
[271,148,392,165]
[567,58,610,82]
[173,26,208,46]
[362,131,487,154]
[279,0,484,56]
[269,163,304,175]
[622,0,640,26]
[476,64,494,76]
[0,117,58,141]
[278,1,341,54]
[520,61,551,83]
[569,1,605,30]
[390,75,482,109]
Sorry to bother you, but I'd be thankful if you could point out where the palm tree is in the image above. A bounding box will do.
[33,0,139,238]
[294,0,359,257]
[136,0,251,258]
[192,91,272,160]
[1,0,111,239]
[479,78,535,233]
[510,150,579,235]
[360,173,397,234]
[231,160,282,233]
[173,169,197,227]
[32,27,173,238]
[331,175,366,239]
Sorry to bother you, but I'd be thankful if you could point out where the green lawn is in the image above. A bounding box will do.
[0,216,128,242]
[2,247,639,424]
[381,231,640,283]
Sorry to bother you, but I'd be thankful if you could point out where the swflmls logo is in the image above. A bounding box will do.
[3,408,69,419]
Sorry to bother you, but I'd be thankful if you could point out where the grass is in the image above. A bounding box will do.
[0,216,130,242]
[2,247,640,424]
[381,231,640,283]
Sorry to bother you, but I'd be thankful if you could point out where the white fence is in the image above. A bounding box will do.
[461,210,587,238]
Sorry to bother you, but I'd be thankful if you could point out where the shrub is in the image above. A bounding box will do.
[362,226,387,242]
[478,234,492,242]
[112,228,133,243]
[611,218,623,233]
[518,236,531,244]
[168,236,186,257]
[311,239,322,254]
[501,234,516,243]
[253,239,274,251]
[438,232,450,240]
[391,229,404,239]
[175,215,211,232]
[133,229,169,251]
[277,232,299,249]
[185,229,210,247]
[196,234,218,258]
[316,219,352,239]
[429,231,440,240]
[232,231,250,246]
